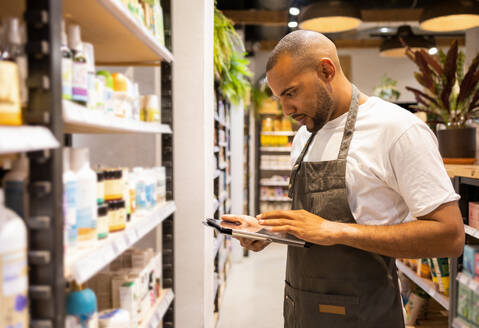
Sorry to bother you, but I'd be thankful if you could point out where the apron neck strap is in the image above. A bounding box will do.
[337,84,360,160]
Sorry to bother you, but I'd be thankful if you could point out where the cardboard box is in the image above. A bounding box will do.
[457,281,473,321]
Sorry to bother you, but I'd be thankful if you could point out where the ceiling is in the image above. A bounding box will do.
[216,0,468,52]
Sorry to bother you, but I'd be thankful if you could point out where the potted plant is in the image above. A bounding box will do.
[214,7,252,105]
[373,74,401,102]
[405,40,479,164]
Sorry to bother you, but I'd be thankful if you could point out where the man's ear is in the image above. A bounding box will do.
[317,58,335,81]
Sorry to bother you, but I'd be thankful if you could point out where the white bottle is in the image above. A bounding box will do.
[0,189,29,327]
[68,24,88,105]
[2,155,28,219]
[63,148,78,252]
[70,148,97,246]
[83,42,96,110]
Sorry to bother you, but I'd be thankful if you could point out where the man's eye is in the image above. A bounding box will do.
[287,91,296,97]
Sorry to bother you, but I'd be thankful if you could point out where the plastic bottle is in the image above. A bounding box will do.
[70,148,97,245]
[66,282,98,328]
[61,20,73,100]
[2,18,27,109]
[0,189,29,327]
[63,148,78,250]
[68,24,88,105]
[96,70,114,114]
[0,18,22,126]
[2,155,28,218]
[83,42,96,110]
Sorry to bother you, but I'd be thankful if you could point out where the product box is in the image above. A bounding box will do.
[472,291,479,325]
[120,281,139,327]
[432,258,449,296]
[469,202,479,230]
[457,281,473,321]
[463,245,479,277]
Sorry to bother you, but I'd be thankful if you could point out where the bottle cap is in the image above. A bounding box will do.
[98,204,108,216]
[70,148,90,172]
[96,171,104,182]
[67,24,83,51]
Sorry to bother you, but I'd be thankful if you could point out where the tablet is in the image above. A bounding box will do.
[203,217,311,248]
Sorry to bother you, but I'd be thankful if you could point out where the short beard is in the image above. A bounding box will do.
[307,85,334,133]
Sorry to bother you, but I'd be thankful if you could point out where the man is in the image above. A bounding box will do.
[224,30,464,327]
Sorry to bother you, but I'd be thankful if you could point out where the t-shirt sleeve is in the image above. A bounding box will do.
[291,127,310,167]
[387,123,460,217]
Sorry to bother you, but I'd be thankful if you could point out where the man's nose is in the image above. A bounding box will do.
[282,102,295,116]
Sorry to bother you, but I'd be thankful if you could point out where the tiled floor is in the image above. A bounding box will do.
[217,243,287,328]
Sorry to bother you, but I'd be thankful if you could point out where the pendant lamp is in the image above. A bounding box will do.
[380,25,436,58]
[299,0,362,33]
[420,0,479,32]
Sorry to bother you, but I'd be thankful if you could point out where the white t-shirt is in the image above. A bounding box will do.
[291,96,460,225]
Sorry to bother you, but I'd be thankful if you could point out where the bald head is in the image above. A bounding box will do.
[266,30,342,75]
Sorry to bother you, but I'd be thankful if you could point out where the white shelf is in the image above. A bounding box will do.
[453,317,475,328]
[219,162,227,170]
[261,131,295,136]
[63,100,172,134]
[260,166,291,171]
[140,289,175,328]
[65,201,176,284]
[465,225,479,239]
[213,199,219,213]
[219,141,228,147]
[396,260,449,310]
[63,0,173,64]
[260,181,290,187]
[226,175,232,185]
[260,197,291,202]
[457,272,479,294]
[214,170,221,179]
[0,126,59,155]
[261,147,292,152]
[214,146,220,153]
[214,235,224,257]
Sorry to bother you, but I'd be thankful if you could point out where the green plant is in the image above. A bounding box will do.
[405,40,479,128]
[373,74,401,101]
[214,7,252,105]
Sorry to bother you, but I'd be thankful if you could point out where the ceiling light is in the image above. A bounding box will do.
[299,0,362,33]
[379,27,391,33]
[288,21,298,28]
[428,47,438,55]
[420,0,479,32]
[289,7,300,16]
[380,25,436,58]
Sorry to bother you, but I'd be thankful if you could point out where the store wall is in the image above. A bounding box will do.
[251,48,421,102]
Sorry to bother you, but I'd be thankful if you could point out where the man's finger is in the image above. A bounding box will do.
[258,218,293,226]
[258,210,293,220]
[269,225,297,234]
[222,215,243,224]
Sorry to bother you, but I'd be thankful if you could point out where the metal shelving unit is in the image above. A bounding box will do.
[212,90,233,325]
[0,1,176,326]
[396,260,450,310]
[443,169,479,328]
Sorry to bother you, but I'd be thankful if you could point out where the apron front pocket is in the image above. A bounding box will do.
[287,283,360,328]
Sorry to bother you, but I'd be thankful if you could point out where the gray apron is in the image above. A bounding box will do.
[284,85,404,328]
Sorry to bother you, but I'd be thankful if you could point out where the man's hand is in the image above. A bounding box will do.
[221,214,271,252]
[257,210,340,246]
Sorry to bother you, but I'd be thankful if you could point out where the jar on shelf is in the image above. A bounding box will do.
[97,204,108,239]
[104,169,123,201]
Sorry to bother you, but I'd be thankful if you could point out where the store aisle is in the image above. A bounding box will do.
[217,243,287,328]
